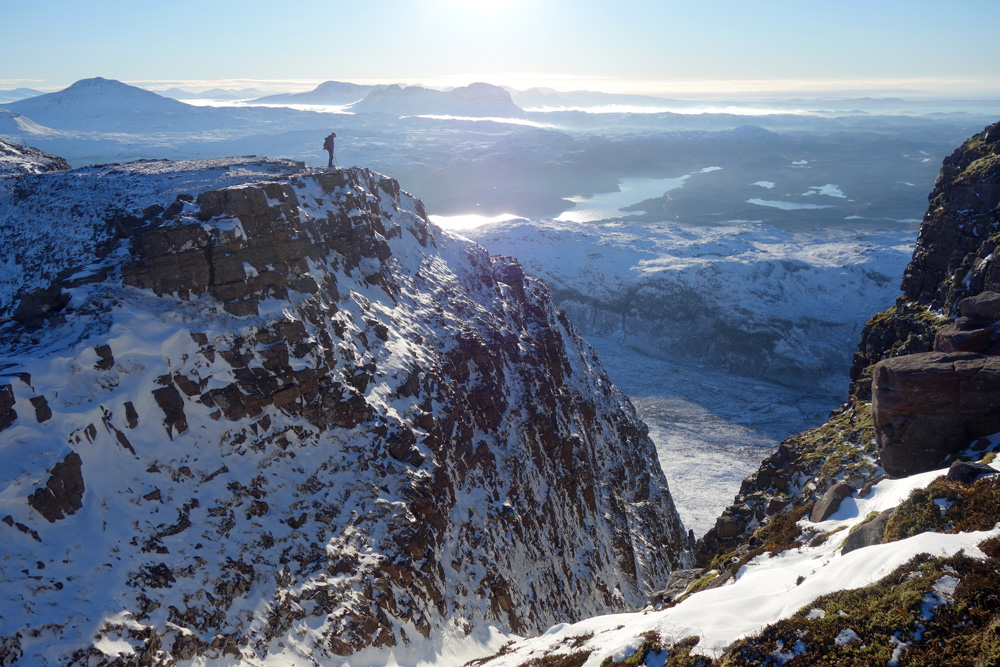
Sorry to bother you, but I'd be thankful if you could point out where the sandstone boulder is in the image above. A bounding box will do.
[933,321,1000,354]
[873,351,1000,477]
[946,460,998,484]
[958,292,1000,322]
[841,508,894,554]
[810,481,855,523]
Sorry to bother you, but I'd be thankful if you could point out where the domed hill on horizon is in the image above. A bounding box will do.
[3,77,188,115]
[346,82,525,117]
[0,77,222,132]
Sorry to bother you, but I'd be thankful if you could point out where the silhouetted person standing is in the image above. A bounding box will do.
[323,132,337,167]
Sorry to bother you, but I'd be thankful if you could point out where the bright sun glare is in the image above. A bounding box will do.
[448,0,517,12]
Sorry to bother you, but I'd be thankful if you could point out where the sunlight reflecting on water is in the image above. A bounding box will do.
[429,213,525,230]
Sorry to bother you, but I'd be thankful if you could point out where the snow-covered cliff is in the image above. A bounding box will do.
[0,149,689,665]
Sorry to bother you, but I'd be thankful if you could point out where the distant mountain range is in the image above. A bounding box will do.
[0,87,42,104]
[0,78,528,128]
[506,86,683,109]
[156,86,268,100]
[247,80,385,106]
[346,82,524,117]
[250,79,527,117]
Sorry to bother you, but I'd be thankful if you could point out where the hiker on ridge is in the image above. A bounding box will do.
[323,132,337,167]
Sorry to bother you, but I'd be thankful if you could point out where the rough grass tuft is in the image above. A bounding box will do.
[721,551,1000,666]
[883,476,1000,544]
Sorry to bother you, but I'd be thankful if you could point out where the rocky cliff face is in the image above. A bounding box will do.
[696,120,1000,564]
[850,120,1000,400]
[0,148,690,665]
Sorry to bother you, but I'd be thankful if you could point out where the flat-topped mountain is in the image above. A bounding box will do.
[249,80,386,106]
[347,82,525,117]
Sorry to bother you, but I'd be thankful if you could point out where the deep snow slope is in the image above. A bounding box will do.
[0,150,689,665]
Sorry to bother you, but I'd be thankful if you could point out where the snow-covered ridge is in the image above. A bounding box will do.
[0,154,689,665]
[0,139,69,177]
[0,156,306,315]
[467,218,915,393]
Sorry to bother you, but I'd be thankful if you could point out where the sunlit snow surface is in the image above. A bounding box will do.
[481,463,1000,665]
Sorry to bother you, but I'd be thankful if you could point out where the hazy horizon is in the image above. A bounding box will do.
[6,75,1000,103]
[3,0,999,99]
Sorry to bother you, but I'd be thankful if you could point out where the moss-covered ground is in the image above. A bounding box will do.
[787,402,878,504]
[721,549,1000,666]
[882,475,1000,543]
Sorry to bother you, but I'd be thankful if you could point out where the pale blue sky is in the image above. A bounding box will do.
[3,0,998,96]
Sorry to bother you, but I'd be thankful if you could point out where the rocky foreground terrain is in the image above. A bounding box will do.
[0,146,689,665]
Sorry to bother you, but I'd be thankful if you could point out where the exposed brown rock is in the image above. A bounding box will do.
[124,401,139,428]
[28,396,51,423]
[152,385,188,437]
[93,344,114,371]
[27,452,85,522]
[0,384,15,431]
[873,351,1000,477]
[809,481,855,523]
[11,286,70,329]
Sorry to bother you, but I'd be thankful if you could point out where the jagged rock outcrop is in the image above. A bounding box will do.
[26,451,85,522]
[850,119,1000,400]
[697,119,1000,563]
[0,147,690,665]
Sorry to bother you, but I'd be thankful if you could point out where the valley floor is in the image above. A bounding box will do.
[585,336,836,537]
